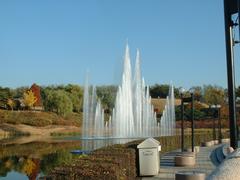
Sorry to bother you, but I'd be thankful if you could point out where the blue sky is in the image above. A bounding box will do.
[0,0,239,89]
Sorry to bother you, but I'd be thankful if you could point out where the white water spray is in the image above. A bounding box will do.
[82,44,176,140]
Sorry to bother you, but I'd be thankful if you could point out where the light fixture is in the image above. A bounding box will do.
[179,87,186,94]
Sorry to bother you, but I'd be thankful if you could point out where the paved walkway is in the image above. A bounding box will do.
[141,145,220,180]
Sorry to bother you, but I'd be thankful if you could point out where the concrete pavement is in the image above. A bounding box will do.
[141,144,220,180]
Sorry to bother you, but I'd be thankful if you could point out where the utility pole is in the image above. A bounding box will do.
[181,93,184,152]
[191,93,194,152]
[223,0,238,149]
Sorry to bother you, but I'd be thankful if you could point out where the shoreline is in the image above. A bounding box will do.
[0,123,81,140]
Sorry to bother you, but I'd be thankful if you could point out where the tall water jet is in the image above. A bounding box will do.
[169,84,176,135]
[82,75,90,138]
[133,49,143,136]
[82,75,105,138]
[94,100,105,137]
[82,44,176,142]
[111,45,158,138]
[113,44,135,137]
[160,84,176,136]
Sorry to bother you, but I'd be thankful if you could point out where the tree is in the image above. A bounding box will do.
[190,86,203,101]
[175,102,207,120]
[0,87,12,100]
[30,83,42,106]
[41,84,83,113]
[44,90,73,116]
[7,99,15,110]
[96,85,117,110]
[150,84,170,98]
[23,90,37,109]
[64,84,83,112]
[12,86,28,98]
[0,87,12,109]
[203,85,225,105]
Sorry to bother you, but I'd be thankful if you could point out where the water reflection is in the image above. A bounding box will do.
[0,156,40,179]
[0,141,78,180]
[0,136,139,179]
[81,137,137,151]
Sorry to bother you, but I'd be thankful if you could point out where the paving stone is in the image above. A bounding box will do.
[140,144,221,180]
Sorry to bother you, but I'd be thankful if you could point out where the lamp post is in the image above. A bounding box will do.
[179,88,194,152]
[189,89,195,152]
[216,105,222,142]
[179,87,185,152]
[210,105,217,141]
[210,104,222,142]
[223,0,238,149]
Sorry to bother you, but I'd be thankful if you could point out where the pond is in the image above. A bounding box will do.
[0,136,137,180]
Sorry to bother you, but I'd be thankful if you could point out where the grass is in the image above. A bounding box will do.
[50,131,81,137]
[0,110,82,127]
[151,98,181,112]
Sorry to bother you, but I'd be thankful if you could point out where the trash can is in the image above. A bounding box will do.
[137,138,161,176]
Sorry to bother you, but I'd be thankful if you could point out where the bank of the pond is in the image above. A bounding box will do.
[0,110,82,127]
[46,132,229,180]
[0,123,81,140]
[0,110,82,138]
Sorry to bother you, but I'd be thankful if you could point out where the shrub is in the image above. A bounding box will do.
[47,145,136,180]
[46,131,229,179]
[0,110,81,127]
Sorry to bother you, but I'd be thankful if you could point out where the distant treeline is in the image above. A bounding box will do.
[0,84,240,118]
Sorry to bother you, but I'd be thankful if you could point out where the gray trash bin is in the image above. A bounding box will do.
[137,138,161,176]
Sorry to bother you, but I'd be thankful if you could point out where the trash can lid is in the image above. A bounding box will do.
[137,138,160,149]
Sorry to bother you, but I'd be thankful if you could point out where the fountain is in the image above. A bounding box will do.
[81,44,176,149]
[82,77,105,138]
[159,84,176,136]
[111,45,158,138]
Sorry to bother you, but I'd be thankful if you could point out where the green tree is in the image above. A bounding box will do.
[190,86,203,101]
[96,85,117,110]
[64,84,83,112]
[150,84,170,98]
[203,85,225,105]
[0,87,12,100]
[0,87,12,108]
[12,86,28,98]
[44,90,73,116]
[175,101,207,121]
